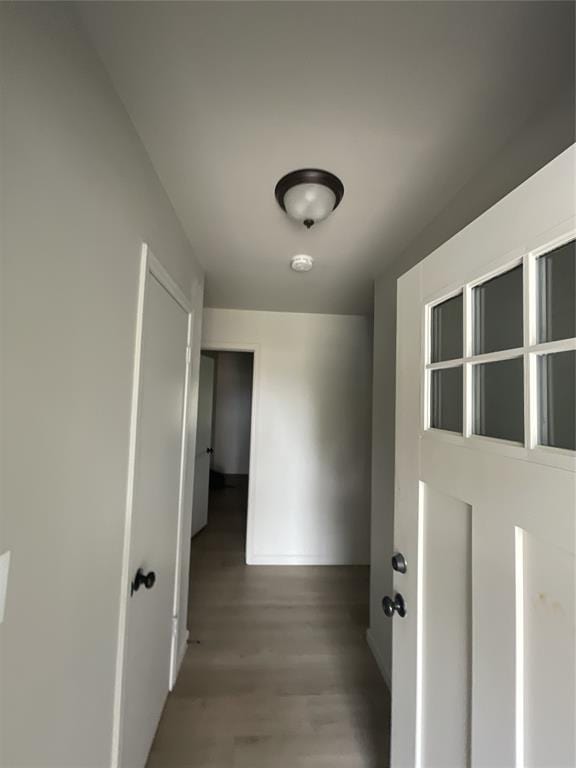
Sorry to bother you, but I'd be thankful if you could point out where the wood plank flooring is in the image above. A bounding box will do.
[147,478,390,767]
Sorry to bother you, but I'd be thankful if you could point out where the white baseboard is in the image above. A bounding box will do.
[247,553,370,565]
[366,627,391,690]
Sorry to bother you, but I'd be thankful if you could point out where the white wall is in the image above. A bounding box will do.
[202,309,372,565]
[368,83,575,685]
[211,352,253,475]
[0,5,203,767]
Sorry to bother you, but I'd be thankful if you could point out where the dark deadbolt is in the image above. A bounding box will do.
[131,568,156,596]
[382,593,407,618]
[206,447,214,454]
[391,552,407,574]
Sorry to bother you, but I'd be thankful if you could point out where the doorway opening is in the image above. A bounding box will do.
[147,344,390,768]
[191,350,255,564]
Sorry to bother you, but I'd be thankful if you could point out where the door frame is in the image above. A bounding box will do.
[190,353,216,538]
[200,342,260,565]
[111,243,194,768]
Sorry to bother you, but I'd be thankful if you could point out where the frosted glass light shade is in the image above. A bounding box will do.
[283,183,337,224]
[274,169,344,228]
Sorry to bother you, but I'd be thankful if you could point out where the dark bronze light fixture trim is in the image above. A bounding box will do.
[275,168,345,228]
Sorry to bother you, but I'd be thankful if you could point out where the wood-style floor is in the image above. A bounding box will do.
[147,478,390,767]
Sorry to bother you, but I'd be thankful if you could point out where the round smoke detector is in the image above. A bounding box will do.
[290,254,314,272]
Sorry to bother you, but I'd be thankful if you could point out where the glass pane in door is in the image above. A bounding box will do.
[473,265,523,354]
[473,357,524,442]
[538,350,576,451]
[430,366,463,433]
[431,293,463,363]
[537,240,576,343]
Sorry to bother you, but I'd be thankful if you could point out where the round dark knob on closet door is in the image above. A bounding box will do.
[206,447,214,454]
[382,593,407,618]
[142,570,156,589]
[131,568,156,595]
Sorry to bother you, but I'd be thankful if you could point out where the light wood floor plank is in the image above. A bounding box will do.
[147,479,390,767]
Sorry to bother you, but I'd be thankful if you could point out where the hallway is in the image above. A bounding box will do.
[147,479,390,767]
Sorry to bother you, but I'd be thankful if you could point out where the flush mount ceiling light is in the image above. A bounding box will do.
[275,169,344,229]
[290,254,314,272]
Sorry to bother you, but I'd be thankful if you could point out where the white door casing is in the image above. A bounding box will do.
[391,146,575,768]
[191,355,215,537]
[113,245,193,768]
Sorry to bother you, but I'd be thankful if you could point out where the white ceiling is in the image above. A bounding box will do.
[77,1,574,314]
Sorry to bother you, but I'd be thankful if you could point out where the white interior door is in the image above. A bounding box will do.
[390,149,575,768]
[118,259,190,768]
[191,354,214,537]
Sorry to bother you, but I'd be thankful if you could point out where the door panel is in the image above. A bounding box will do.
[121,273,189,768]
[191,355,214,537]
[421,485,471,768]
[521,531,575,767]
[391,151,575,768]
[395,271,575,768]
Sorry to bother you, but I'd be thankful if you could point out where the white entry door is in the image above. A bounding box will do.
[390,150,575,767]
[116,249,191,768]
[191,354,215,537]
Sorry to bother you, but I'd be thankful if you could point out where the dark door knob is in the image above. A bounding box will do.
[131,568,156,596]
[206,447,214,454]
[391,552,407,574]
[382,593,406,618]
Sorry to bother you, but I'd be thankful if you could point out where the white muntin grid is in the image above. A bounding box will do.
[421,230,576,471]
